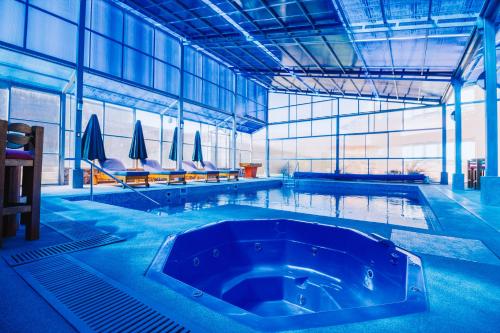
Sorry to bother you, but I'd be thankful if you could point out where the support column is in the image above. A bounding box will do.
[176,43,185,171]
[214,125,219,165]
[159,114,164,167]
[440,103,448,184]
[452,80,464,190]
[59,94,66,185]
[480,14,500,205]
[231,114,237,169]
[265,124,270,177]
[335,99,340,174]
[72,0,86,188]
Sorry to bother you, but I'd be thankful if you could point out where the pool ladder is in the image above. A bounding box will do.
[282,162,298,188]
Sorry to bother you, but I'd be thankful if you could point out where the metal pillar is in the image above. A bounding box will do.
[159,114,164,167]
[265,124,270,177]
[480,12,500,205]
[483,17,498,177]
[58,94,66,185]
[452,80,464,190]
[440,103,448,184]
[214,125,219,165]
[231,114,237,169]
[72,0,87,188]
[176,43,185,171]
[335,99,340,174]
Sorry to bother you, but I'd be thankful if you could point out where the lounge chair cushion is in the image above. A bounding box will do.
[203,161,238,173]
[151,170,186,176]
[141,159,162,172]
[6,148,33,160]
[101,158,127,171]
[182,161,215,173]
[190,170,219,175]
[109,170,149,177]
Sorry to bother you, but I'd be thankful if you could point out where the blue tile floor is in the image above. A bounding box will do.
[1,180,499,333]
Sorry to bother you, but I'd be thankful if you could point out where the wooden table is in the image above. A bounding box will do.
[239,163,262,178]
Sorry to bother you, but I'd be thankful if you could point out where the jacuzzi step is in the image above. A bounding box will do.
[15,255,190,333]
[3,234,124,266]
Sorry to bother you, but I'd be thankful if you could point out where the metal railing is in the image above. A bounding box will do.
[65,158,160,206]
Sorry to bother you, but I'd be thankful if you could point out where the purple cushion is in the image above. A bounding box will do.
[141,159,162,172]
[6,148,33,160]
[203,161,217,171]
[101,158,126,171]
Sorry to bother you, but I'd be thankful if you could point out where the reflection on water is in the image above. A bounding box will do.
[149,188,428,229]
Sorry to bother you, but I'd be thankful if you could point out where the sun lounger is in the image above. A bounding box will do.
[141,159,186,184]
[182,161,219,182]
[203,161,239,181]
[99,158,150,187]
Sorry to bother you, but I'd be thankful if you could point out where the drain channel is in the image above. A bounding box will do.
[15,256,190,333]
[3,234,124,266]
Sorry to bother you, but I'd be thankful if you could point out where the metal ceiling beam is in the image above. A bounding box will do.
[251,0,330,93]
[270,88,441,104]
[189,24,346,42]
[377,0,399,100]
[240,68,452,81]
[126,0,279,89]
[219,0,319,93]
[198,0,316,93]
[440,0,496,103]
[291,0,349,96]
[331,0,380,98]
[349,16,478,34]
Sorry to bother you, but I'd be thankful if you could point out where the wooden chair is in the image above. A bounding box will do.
[0,120,44,247]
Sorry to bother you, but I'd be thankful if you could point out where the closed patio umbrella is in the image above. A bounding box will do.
[129,120,148,168]
[169,127,178,162]
[82,114,106,162]
[192,130,204,167]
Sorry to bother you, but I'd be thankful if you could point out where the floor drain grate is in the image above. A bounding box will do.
[3,234,124,266]
[43,220,108,240]
[15,256,190,333]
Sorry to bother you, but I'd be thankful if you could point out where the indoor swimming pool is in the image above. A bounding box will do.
[147,186,432,229]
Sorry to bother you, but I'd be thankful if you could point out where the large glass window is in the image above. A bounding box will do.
[10,87,61,184]
[268,92,445,181]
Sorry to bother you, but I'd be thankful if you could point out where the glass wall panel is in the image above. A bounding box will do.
[10,87,61,184]
[0,87,8,120]
[0,0,25,46]
[340,115,368,134]
[104,104,132,136]
[90,33,122,77]
[312,119,332,136]
[124,14,153,55]
[268,92,444,181]
[123,47,153,86]
[30,0,79,22]
[136,110,160,141]
[155,30,180,66]
[91,0,123,41]
[27,7,77,62]
[104,136,132,167]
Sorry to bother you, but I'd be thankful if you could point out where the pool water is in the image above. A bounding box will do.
[149,187,430,229]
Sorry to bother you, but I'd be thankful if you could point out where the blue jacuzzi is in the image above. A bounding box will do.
[148,219,427,331]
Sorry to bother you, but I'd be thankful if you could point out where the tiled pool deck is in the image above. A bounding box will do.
[1,178,499,332]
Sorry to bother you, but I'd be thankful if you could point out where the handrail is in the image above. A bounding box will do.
[65,158,161,206]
